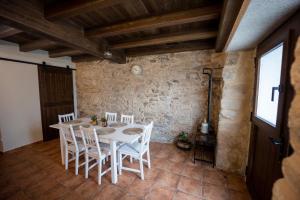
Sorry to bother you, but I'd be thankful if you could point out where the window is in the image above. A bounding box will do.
[255,43,283,126]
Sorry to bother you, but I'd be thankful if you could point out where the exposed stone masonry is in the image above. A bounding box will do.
[272,38,300,200]
[76,50,255,175]
[215,51,255,174]
[76,50,223,143]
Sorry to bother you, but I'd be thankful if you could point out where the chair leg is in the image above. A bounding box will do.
[65,148,68,171]
[75,151,79,175]
[130,156,133,163]
[147,150,151,169]
[139,155,144,180]
[119,152,122,175]
[85,152,89,179]
[98,160,102,185]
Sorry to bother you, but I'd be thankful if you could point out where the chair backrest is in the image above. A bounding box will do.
[105,112,117,123]
[60,124,78,150]
[140,121,154,150]
[121,114,134,124]
[58,113,75,123]
[80,126,101,157]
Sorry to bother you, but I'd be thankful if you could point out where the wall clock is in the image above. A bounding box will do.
[131,65,143,75]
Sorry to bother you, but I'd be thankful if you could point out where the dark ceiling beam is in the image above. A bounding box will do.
[20,39,57,52]
[0,26,22,38]
[72,54,103,63]
[0,0,125,64]
[126,40,215,57]
[111,30,217,50]
[215,0,244,52]
[49,48,83,58]
[86,5,221,38]
[45,0,123,21]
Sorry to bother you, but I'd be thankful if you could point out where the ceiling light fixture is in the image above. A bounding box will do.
[104,50,112,58]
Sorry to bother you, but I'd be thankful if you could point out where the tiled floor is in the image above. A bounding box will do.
[0,139,251,200]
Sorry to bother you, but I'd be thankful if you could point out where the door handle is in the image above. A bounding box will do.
[269,137,284,162]
[271,85,281,102]
[269,137,282,145]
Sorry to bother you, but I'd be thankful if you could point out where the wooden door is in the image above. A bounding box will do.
[38,65,74,141]
[247,11,300,200]
[247,33,288,200]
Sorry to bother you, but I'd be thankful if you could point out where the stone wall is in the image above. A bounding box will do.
[76,49,256,174]
[215,50,255,174]
[76,50,223,142]
[273,38,300,200]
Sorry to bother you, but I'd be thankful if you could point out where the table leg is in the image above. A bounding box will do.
[59,130,65,165]
[110,140,118,184]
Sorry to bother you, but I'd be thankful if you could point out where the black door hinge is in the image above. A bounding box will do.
[250,112,253,122]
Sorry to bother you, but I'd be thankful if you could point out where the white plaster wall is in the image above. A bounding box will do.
[0,40,75,68]
[0,61,42,151]
[0,40,76,152]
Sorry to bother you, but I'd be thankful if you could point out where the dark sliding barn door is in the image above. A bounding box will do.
[38,65,74,141]
[247,11,300,200]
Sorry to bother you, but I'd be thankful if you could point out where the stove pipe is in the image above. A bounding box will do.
[202,68,213,130]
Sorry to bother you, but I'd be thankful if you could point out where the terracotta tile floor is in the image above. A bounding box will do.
[0,139,251,200]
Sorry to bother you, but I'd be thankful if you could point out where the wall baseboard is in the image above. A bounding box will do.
[1,140,43,154]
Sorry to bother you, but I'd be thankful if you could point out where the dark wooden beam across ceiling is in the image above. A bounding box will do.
[0,26,22,39]
[86,5,221,38]
[49,48,83,58]
[20,39,57,52]
[0,0,125,63]
[72,54,102,63]
[111,30,217,50]
[45,0,123,21]
[126,40,215,57]
[215,0,244,52]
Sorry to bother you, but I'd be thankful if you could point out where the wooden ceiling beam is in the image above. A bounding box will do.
[72,54,102,63]
[49,48,83,58]
[86,5,221,38]
[126,40,215,57]
[0,26,22,38]
[20,39,57,52]
[111,30,217,50]
[45,0,123,21]
[215,0,244,52]
[0,0,125,63]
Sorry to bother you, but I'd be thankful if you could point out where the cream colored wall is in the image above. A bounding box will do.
[0,61,42,151]
[0,40,76,152]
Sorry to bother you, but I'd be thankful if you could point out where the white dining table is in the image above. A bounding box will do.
[49,118,143,184]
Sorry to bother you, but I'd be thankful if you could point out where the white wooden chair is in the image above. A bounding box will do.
[118,121,153,180]
[121,114,134,124]
[58,113,75,123]
[60,124,85,175]
[58,113,76,165]
[120,114,134,162]
[105,112,117,123]
[80,126,111,185]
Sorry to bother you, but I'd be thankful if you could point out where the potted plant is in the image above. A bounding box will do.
[100,117,107,127]
[176,131,192,150]
[91,115,98,125]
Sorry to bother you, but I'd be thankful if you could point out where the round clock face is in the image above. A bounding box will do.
[131,65,143,75]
